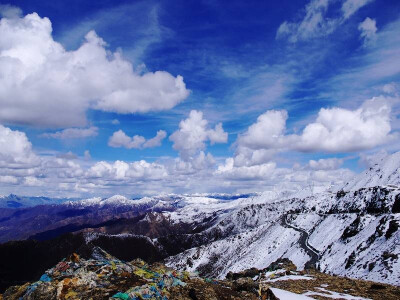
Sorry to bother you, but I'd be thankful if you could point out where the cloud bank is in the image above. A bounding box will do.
[237,96,393,154]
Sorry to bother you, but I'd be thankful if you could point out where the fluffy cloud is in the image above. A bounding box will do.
[238,110,291,150]
[108,130,145,149]
[108,129,166,149]
[56,151,78,160]
[171,151,216,175]
[0,124,169,194]
[170,110,228,160]
[297,97,392,152]
[40,127,98,139]
[216,158,276,180]
[308,158,344,170]
[358,17,377,45]
[86,160,167,180]
[0,12,189,128]
[0,124,39,168]
[143,130,168,148]
[215,157,353,193]
[277,0,374,43]
[236,97,393,155]
[0,123,356,197]
[0,124,42,188]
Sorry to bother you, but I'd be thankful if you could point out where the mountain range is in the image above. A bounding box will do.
[0,152,399,294]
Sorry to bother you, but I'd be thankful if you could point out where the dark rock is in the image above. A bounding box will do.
[189,287,199,300]
[392,194,400,213]
[385,220,399,239]
[233,277,257,292]
[370,284,386,290]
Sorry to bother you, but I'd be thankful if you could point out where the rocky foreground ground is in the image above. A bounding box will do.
[1,248,399,300]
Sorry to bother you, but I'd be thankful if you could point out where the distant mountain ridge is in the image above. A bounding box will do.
[0,194,77,208]
[0,192,256,209]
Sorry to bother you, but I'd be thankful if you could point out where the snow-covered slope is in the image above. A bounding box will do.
[343,151,400,191]
[165,187,400,285]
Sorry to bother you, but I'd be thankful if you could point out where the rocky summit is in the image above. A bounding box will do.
[3,249,400,300]
[1,247,262,300]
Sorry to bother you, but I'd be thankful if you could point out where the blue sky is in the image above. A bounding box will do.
[0,0,399,197]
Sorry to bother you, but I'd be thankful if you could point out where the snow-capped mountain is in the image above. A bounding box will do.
[65,194,161,208]
[163,152,400,286]
[166,186,400,285]
[0,194,73,208]
[0,193,253,243]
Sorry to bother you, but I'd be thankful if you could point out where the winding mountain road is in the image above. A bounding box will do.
[280,214,321,269]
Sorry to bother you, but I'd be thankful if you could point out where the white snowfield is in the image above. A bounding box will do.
[270,288,314,299]
[266,274,314,282]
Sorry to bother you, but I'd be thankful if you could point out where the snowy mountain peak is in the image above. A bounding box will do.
[102,194,130,204]
[343,151,400,191]
[67,195,133,207]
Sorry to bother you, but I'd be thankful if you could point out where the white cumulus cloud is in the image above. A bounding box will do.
[86,160,167,180]
[0,12,189,128]
[238,110,291,150]
[234,96,394,165]
[216,158,277,180]
[0,124,40,168]
[143,130,167,148]
[170,110,228,160]
[308,158,344,170]
[297,96,393,152]
[108,129,166,149]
